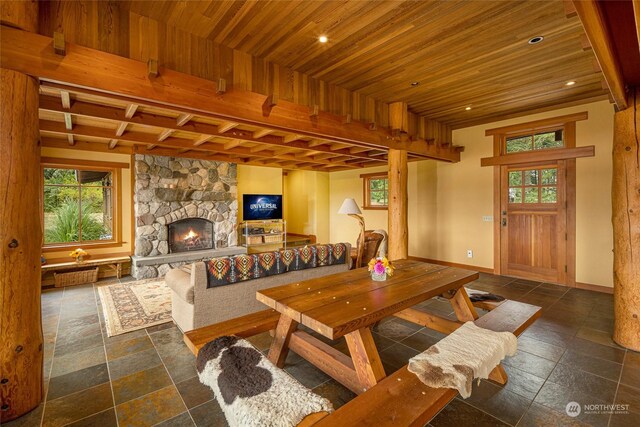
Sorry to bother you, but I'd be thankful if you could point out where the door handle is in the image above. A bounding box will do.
[502,218,507,226]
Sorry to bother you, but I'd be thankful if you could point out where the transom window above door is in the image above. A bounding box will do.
[505,129,563,153]
[508,167,558,204]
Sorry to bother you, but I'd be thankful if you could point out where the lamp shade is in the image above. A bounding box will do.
[338,198,362,215]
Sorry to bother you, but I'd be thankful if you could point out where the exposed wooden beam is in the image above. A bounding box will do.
[0,27,459,161]
[480,146,595,166]
[53,31,65,56]
[38,94,379,163]
[310,105,319,117]
[284,134,303,143]
[115,122,127,137]
[147,59,158,78]
[253,128,273,139]
[67,134,74,146]
[223,139,242,150]
[308,139,327,147]
[634,0,640,57]
[60,91,71,109]
[40,120,357,169]
[176,113,194,126]
[63,112,73,130]
[193,135,211,147]
[218,121,239,133]
[157,129,174,141]
[572,0,628,110]
[216,78,226,95]
[108,139,118,149]
[125,103,138,119]
[249,144,271,153]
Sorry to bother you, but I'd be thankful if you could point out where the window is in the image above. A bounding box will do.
[508,167,558,204]
[505,129,564,153]
[361,173,388,209]
[43,164,119,247]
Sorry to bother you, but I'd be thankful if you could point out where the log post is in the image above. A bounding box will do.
[0,0,44,422]
[612,86,640,351]
[388,102,409,261]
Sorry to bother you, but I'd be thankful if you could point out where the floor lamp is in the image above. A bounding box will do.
[338,198,365,268]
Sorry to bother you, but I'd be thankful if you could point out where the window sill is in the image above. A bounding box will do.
[42,241,125,253]
[362,206,388,211]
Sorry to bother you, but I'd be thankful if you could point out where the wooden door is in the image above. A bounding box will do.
[500,161,567,283]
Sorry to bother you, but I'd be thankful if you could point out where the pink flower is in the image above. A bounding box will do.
[374,262,386,274]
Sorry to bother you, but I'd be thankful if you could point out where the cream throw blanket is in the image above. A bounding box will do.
[408,321,517,398]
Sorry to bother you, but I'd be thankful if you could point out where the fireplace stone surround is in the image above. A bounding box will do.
[131,154,245,279]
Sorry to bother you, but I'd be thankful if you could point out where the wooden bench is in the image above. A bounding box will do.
[41,255,131,287]
[313,300,541,426]
[184,309,281,355]
[184,300,540,427]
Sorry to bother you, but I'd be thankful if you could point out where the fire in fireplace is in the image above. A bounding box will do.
[168,218,214,253]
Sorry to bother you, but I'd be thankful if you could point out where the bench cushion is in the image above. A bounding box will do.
[197,336,332,427]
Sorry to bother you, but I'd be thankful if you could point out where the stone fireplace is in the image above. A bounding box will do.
[131,154,245,279]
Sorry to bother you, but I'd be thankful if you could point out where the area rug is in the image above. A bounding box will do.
[97,278,172,337]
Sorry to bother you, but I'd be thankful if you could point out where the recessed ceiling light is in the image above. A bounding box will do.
[528,36,544,45]
[410,81,420,87]
[318,35,328,43]
[465,106,472,111]
[565,80,576,86]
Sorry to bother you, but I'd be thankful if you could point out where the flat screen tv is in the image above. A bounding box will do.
[243,194,283,221]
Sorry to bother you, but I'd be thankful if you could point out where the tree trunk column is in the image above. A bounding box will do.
[388,149,408,260]
[612,87,640,352]
[0,1,43,422]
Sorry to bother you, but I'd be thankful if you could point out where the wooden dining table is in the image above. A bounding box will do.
[256,259,480,394]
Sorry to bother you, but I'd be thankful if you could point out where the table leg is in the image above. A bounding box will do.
[267,314,298,368]
[488,364,508,385]
[345,327,386,392]
[448,287,479,321]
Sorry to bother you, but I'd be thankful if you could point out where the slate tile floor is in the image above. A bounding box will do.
[6,273,640,427]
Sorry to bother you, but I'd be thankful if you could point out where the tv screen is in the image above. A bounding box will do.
[243,194,283,221]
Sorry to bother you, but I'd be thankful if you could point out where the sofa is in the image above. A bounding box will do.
[165,243,352,331]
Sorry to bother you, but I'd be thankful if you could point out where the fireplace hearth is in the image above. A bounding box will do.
[168,218,214,253]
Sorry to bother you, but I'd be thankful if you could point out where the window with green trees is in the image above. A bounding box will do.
[43,167,115,245]
[363,174,388,208]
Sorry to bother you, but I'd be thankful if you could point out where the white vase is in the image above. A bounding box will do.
[371,271,387,281]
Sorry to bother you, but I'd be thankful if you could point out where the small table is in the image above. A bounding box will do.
[256,260,480,394]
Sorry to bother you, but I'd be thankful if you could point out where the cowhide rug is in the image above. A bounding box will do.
[408,321,517,398]
[197,336,333,427]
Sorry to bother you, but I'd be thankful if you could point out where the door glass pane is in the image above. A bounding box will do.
[541,187,557,203]
[509,188,522,203]
[524,170,538,185]
[534,130,563,150]
[508,171,522,186]
[541,168,557,185]
[506,135,533,153]
[525,187,539,203]
[44,187,80,244]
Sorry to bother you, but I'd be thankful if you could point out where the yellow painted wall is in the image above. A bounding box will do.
[236,165,283,221]
[329,100,614,288]
[284,170,330,243]
[40,147,133,260]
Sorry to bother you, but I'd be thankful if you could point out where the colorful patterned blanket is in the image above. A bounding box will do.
[205,243,348,288]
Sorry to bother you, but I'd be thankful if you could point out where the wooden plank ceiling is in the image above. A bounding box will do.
[119,0,609,128]
[39,83,428,171]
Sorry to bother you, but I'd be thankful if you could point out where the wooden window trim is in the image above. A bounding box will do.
[41,158,124,252]
[361,172,388,210]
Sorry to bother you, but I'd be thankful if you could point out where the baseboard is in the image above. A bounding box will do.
[407,256,494,274]
[576,281,613,294]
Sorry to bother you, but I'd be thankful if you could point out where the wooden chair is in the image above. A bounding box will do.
[353,230,386,269]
